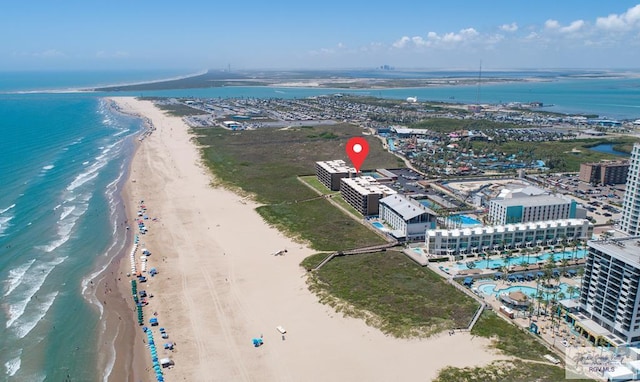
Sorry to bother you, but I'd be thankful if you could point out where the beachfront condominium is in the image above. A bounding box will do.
[579,160,630,186]
[620,143,640,236]
[425,218,592,259]
[378,194,438,241]
[488,194,579,225]
[340,176,396,216]
[577,236,640,346]
[315,160,354,191]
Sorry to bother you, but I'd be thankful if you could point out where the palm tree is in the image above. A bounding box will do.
[561,259,569,273]
[566,285,578,299]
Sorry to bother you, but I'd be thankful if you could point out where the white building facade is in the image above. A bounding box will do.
[425,219,592,259]
[579,237,640,346]
[620,143,640,236]
[488,194,578,225]
[378,194,437,241]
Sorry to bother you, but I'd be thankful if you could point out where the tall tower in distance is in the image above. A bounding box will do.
[620,143,640,235]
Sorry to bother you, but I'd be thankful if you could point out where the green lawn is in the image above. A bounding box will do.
[194,124,399,250]
[305,250,480,337]
[471,310,551,361]
[434,359,594,382]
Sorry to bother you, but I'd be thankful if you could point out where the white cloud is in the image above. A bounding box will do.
[545,19,560,30]
[559,20,585,34]
[500,22,518,32]
[392,36,410,48]
[596,4,640,31]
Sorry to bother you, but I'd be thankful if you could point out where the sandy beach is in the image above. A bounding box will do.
[108,96,506,381]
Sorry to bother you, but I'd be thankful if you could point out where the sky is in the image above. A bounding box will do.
[2,1,640,71]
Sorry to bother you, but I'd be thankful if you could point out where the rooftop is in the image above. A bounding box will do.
[316,159,355,174]
[588,236,640,265]
[341,176,397,196]
[380,194,437,220]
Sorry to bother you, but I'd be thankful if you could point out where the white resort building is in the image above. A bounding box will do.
[576,236,640,346]
[425,218,592,259]
[315,160,354,191]
[620,143,640,236]
[378,194,438,241]
[488,194,579,225]
[340,176,396,216]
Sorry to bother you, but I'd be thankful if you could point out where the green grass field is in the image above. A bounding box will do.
[471,310,551,360]
[305,250,480,337]
[194,124,400,250]
[434,359,593,382]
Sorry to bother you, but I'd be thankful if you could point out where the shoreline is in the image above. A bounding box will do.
[90,99,154,382]
[106,96,506,381]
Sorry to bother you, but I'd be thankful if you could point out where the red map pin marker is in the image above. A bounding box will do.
[346,137,369,173]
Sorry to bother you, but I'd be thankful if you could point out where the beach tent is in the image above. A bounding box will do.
[507,275,517,282]
[463,277,473,287]
[567,269,577,277]
[536,271,545,279]
[150,317,158,326]
[160,358,174,368]
[252,338,264,347]
[493,272,503,280]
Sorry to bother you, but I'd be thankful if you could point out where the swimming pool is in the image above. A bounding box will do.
[372,222,385,229]
[418,199,435,208]
[478,282,572,299]
[447,214,482,227]
[457,249,587,270]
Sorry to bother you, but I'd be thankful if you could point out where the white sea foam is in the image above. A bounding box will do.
[112,128,129,137]
[65,165,104,192]
[4,351,21,376]
[0,204,16,215]
[5,257,66,329]
[101,321,118,382]
[82,161,89,165]
[4,259,36,297]
[42,164,54,171]
[59,206,76,221]
[13,291,59,339]
[0,204,16,236]
[40,201,87,253]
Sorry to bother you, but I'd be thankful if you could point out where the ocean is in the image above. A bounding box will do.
[0,70,639,381]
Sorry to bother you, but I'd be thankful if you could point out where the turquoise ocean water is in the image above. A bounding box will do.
[0,70,640,381]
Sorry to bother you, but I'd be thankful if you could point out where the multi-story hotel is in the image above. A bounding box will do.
[577,236,640,346]
[315,160,354,191]
[378,194,437,241]
[488,194,578,225]
[425,219,592,259]
[340,176,396,216]
[620,143,640,236]
[579,160,630,186]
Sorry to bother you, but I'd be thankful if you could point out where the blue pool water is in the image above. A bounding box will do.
[458,249,587,270]
[478,283,573,299]
[418,199,435,208]
[372,222,385,229]
[448,214,482,227]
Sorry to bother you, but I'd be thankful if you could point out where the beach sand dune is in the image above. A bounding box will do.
[110,97,504,382]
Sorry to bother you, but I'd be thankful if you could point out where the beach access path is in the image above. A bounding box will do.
[110,96,505,382]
